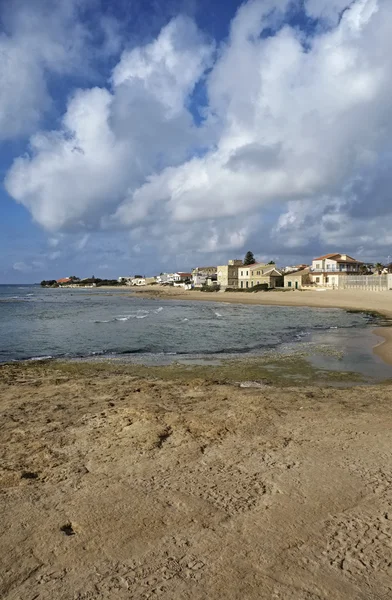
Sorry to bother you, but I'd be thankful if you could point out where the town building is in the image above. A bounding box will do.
[282,264,309,273]
[284,268,311,289]
[156,273,175,284]
[217,260,243,289]
[173,272,192,282]
[252,267,283,289]
[132,277,146,286]
[238,263,277,289]
[191,266,217,287]
[310,253,362,287]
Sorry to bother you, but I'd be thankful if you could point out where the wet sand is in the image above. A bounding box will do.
[1,360,392,599]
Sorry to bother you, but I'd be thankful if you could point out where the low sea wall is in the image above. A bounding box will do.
[339,274,391,291]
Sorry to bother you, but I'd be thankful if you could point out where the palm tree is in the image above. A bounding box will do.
[374,262,384,275]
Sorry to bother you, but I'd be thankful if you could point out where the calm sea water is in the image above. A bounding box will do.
[0,285,390,378]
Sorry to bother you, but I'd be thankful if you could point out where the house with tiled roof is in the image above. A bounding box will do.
[238,262,277,289]
[284,268,311,289]
[237,262,284,289]
[310,253,362,287]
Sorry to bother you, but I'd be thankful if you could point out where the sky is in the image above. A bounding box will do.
[1,0,392,283]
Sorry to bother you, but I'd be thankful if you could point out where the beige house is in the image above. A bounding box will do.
[310,253,362,287]
[238,263,277,289]
[284,268,311,289]
[254,267,283,289]
[217,260,243,289]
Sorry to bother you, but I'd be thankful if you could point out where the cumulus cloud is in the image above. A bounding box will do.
[0,0,120,140]
[6,16,213,231]
[4,0,392,264]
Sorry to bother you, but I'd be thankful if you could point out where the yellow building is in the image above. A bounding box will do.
[217,260,243,289]
[238,263,277,288]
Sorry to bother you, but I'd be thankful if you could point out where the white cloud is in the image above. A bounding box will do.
[6,16,213,232]
[13,261,31,272]
[0,0,121,141]
[304,0,355,25]
[4,0,392,264]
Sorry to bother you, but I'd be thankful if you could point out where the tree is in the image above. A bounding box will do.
[268,260,275,265]
[374,262,384,275]
[243,251,256,265]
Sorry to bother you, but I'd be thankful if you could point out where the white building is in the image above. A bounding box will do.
[310,254,362,287]
[173,272,192,282]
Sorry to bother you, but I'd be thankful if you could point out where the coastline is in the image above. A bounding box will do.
[130,286,392,366]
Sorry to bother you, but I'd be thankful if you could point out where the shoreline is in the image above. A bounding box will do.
[130,286,392,366]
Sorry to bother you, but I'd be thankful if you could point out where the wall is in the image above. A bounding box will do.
[217,266,239,289]
[339,275,389,291]
[284,275,302,289]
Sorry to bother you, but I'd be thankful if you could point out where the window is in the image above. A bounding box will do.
[316,277,320,283]
[240,281,243,288]
[325,276,329,283]
[288,281,292,287]
[257,271,260,275]
[316,263,321,269]
[246,281,249,288]
[241,271,243,276]
[251,282,253,287]
[246,271,249,276]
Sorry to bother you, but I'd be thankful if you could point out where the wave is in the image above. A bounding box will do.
[94,310,152,323]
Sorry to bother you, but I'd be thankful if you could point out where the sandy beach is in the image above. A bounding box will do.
[1,289,392,599]
[1,360,392,599]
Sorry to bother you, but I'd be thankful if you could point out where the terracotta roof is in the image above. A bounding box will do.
[313,253,361,263]
[57,277,71,283]
[262,268,283,276]
[335,257,363,264]
[284,268,310,277]
[239,262,275,270]
[313,253,341,260]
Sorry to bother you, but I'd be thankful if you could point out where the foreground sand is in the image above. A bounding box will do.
[1,362,392,599]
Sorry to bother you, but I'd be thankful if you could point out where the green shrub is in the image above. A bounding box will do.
[251,283,269,292]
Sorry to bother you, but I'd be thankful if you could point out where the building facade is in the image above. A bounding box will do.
[173,272,192,282]
[192,266,217,287]
[310,254,362,287]
[238,263,277,289]
[217,260,243,289]
[284,268,311,289]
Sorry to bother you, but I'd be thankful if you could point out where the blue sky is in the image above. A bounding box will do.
[1,0,392,282]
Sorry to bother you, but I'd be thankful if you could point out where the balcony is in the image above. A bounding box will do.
[310,266,360,273]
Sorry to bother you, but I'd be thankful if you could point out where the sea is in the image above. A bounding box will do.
[0,285,391,380]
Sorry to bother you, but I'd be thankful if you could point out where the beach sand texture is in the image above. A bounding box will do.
[1,361,392,599]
